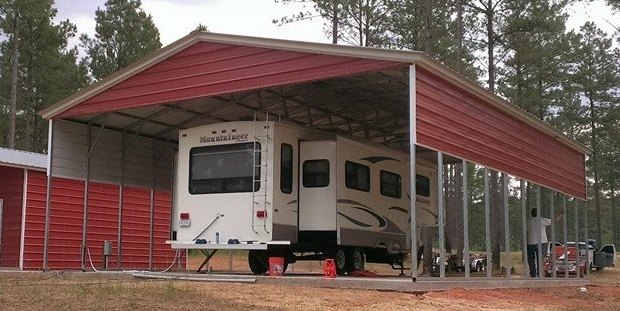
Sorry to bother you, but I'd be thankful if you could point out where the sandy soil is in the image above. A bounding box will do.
[0,252,618,311]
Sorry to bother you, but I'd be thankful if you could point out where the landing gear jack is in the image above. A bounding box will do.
[197,249,218,273]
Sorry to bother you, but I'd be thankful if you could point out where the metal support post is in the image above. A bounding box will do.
[584,200,589,276]
[550,191,556,278]
[408,64,418,281]
[562,195,568,278]
[574,199,580,277]
[437,152,445,278]
[536,185,543,278]
[81,125,91,271]
[484,168,491,278]
[502,173,510,278]
[43,120,54,271]
[463,160,470,278]
[520,180,528,278]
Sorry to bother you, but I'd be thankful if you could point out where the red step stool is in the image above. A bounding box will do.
[323,258,336,278]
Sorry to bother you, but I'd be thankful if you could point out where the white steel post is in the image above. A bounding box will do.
[502,173,510,278]
[484,168,491,278]
[521,180,528,278]
[463,160,470,278]
[408,64,418,281]
[438,152,445,278]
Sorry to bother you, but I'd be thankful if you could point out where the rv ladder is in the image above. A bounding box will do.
[251,113,271,234]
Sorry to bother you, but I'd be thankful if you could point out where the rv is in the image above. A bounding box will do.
[170,121,437,275]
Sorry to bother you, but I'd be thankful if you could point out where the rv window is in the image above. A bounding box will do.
[303,159,330,188]
[189,142,260,194]
[280,144,293,194]
[345,161,370,192]
[380,170,401,198]
[416,174,430,197]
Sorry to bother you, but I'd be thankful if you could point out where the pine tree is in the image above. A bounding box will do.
[80,0,162,81]
[0,0,88,151]
[568,22,619,245]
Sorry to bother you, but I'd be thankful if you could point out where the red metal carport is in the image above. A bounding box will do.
[39,31,588,276]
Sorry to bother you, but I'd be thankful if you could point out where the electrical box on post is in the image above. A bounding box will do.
[103,240,113,256]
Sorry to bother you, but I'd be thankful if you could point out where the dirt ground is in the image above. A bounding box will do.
[1,252,619,311]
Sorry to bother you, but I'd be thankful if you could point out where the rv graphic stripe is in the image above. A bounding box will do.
[360,156,400,164]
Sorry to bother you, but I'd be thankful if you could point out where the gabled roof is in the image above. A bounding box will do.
[0,147,47,171]
[39,31,589,155]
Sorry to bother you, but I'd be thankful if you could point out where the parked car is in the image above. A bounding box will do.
[545,240,616,276]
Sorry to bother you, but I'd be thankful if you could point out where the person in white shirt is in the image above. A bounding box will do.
[527,208,563,277]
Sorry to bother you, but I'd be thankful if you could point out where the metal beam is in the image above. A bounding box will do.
[409,64,417,281]
[562,195,568,278]
[520,180,528,278]
[550,191,556,278]
[503,173,510,278]
[574,199,580,277]
[438,152,445,278]
[537,185,543,278]
[43,120,54,271]
[484,168,491,278]
[463,160,470,278]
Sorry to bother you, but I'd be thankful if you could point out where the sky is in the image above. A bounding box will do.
[54,0,618,50]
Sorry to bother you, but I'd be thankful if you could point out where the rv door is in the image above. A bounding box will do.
[299,141,337,231]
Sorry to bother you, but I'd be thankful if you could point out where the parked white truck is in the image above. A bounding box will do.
[168,121,437,275]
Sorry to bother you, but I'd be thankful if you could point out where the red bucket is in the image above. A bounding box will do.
[269,257,285,277]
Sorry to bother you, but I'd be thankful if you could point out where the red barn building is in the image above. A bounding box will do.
[0,147,177,270]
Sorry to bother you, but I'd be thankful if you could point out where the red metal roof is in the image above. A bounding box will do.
[416,67,586,199]
[39,31,587,199]
[56,42,406,118]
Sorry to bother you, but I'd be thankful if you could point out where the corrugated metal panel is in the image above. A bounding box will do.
[22,170,48,269]
[83,182,119,270]
[416,67,586,199]
[56,42,405,118]
[22,171,177,270]
[51,121,88,180]
[0,166,25,267]
[0,147,46,170]
[52,120,173,191]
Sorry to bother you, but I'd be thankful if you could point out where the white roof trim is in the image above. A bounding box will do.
[0,147,47,170]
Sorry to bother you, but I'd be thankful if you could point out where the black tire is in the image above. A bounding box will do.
[335,247,347,276]
[248,250,269,275]
[476,261,482,272]
[347,248,365,272]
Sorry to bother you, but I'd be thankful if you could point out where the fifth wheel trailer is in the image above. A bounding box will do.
[169,121,437,275]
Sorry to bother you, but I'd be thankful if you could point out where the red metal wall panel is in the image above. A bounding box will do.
[57,42,406,118]
[22,170,47,269]
[0,165,24,267]
[22,172,178,270]
[416,67,586,199]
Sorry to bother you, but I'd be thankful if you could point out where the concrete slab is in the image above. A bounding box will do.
[257,274,590,292]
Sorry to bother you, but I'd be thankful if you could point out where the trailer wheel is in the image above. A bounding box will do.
[347,248,365,272]
[335,248,347,276]
[248,250,269,275]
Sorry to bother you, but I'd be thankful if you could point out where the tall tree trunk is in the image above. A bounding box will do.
[423,0,434,55]
[8,15,19,149]
[332,3,338,44]
[612,182,617,247]
[486,0,495,93]
[456,0,463,72]
[588,97,602,245]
